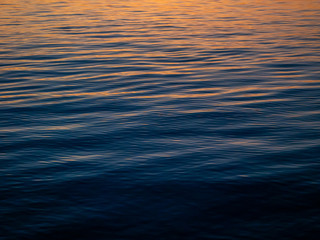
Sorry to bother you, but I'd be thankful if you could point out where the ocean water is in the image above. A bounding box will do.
[1,0,320,239]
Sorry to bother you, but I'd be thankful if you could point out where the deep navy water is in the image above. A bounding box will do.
[1,0,320,239]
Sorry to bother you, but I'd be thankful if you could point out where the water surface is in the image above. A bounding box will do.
[1,0,320,239]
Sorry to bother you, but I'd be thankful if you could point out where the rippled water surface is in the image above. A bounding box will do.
[1,0,320,239]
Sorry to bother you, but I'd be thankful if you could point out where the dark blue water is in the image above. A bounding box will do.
[1,0,320,239]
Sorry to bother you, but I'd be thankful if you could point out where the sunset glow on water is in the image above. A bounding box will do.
[1,0,320,239]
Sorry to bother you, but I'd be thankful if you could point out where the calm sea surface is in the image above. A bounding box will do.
[1,0,320,239]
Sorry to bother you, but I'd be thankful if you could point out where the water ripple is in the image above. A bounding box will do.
[1,0,320,239]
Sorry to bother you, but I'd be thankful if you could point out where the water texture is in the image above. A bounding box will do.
[1,0,320,239]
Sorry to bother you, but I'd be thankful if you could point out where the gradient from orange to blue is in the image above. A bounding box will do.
[1,1,320,240]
